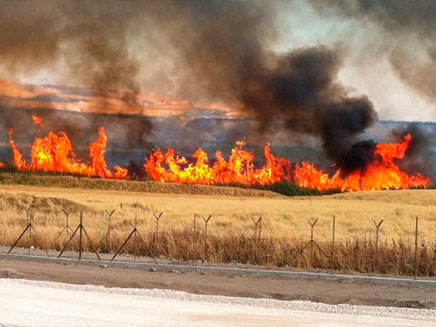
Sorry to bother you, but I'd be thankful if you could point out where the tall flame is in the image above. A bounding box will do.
[1,114,432,191]
[8,127,128,179]
[293,134,431,191]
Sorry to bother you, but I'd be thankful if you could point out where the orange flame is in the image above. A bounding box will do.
[0,162,5,168]
[294,134,431,191]
[145,141,292,186]
[146,134,430,191]
[32,115,44,127]
[8,127,128,179]
[3,116,432,192]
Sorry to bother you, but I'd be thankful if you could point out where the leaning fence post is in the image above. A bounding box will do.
[24,204,33,225]
[414,216,419,280]
[23,204,33,247]
[373,219,384,272]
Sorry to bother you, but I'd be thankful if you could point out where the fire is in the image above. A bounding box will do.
[1,114,432,191]
[146,134,431,191]
[145,141,291,186]
[32,115,44,127]
[0,162,5,168]
[294,134,431,191]
[8,126,128,179]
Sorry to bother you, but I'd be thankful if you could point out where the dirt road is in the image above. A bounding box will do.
[1,278,435,327]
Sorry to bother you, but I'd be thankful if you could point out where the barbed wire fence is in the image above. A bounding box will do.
[1,206,434,277]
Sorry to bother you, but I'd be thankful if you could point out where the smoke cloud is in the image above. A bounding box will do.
[391,124,436,180]
[308,0,436,103]
[0,0,383,173]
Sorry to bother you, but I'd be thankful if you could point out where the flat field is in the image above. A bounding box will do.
[0,178,434,242]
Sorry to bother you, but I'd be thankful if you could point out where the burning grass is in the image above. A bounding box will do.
[2,114,432,192]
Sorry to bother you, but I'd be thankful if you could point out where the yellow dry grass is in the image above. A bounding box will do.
[0,183,435,244]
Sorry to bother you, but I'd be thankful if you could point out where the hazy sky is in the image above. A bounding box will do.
[2,0,435,123]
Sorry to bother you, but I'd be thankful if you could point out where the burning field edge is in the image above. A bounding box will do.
[0,169,431,198]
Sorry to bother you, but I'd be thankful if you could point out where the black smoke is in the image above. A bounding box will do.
[391,124,436,180]
[0,0,382,174]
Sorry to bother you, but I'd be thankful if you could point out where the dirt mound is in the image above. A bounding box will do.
[0,192,91,215]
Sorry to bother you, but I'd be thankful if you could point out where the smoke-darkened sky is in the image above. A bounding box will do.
[0,0,434,123]
[0,0,435,177]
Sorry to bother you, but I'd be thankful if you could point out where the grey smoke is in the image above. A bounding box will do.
[0,0,384,173]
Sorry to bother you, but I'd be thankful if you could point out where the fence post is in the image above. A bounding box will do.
[414,216,419,280]
[332,215,336,269]
[251,216,262,264]
[309,218,318,263]
[58,212,100,261]
[153,212,163,252]
[373,219,384,272]
[79,212,83,260]
[56,209,74,240]
[24,205,33,247]
[192,214,197,260]
[202,215,212,259]
[105,209,116,242]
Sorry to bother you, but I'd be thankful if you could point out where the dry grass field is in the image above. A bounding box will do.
[0,182,434,241]
[0,175,436,275]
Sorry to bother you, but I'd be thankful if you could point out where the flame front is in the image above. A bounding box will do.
[8,127,128,179]
[1,116,432,191]
[293,134,431,191]
[145,141,291,186]
[146,134,431,191]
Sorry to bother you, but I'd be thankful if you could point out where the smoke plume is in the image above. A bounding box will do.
[1,0,381,173]
[391,124,436,180]
[308,0,436,103]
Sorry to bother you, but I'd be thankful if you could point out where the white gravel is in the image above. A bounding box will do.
[0,278,435,327]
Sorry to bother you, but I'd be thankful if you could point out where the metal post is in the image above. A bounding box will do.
[332,215,336,268]
[202,215,212,259]
[133,214,138,261]
[153,212,163,252]
[373,219,384,272]
[111,228,136,261]
[79,213,83,260]
[192,214,197,259]
[7,224,31,254]
[414,216,419,280]
[251,216,262,264]
[309,219,318,263]
[105,209,116,242]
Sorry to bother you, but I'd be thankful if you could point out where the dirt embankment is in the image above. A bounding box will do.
[0,173,278,197]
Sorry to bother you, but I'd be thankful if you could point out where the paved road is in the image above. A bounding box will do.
[0,278,435,327]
